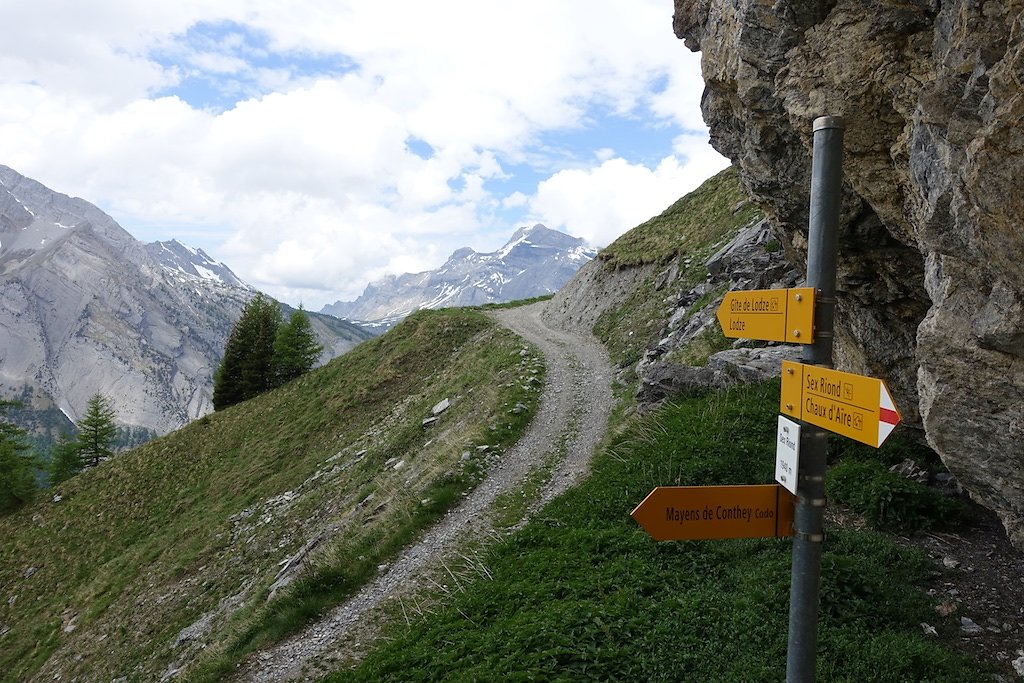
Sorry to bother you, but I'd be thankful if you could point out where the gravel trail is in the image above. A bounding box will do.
[235,300,613,682]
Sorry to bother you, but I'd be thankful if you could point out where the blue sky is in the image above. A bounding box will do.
[0,0,728,309]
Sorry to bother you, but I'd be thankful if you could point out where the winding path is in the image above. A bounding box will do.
[235,301,613,681]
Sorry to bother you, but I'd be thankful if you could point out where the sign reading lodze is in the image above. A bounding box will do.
[631,484,794,541]
[780,360,902,448]
[716,287,815,344]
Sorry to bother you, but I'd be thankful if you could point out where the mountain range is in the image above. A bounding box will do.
[0,165,370,437]
[321,224,596,328]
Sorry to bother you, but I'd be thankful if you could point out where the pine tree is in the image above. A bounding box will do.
[273,306,323,385]
[0,401,38,513]
[213,293,283,410]
[77,394,117,469]
[48,432,83,486]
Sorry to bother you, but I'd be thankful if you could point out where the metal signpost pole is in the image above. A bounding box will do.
[786,115,845,682]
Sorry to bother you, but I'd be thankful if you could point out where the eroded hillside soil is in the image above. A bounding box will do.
[234,301,613,681]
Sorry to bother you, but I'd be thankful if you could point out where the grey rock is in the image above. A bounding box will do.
[890,459,930,485]
[173,612,214,648]
[431,398,450,415]
[960,616,984,634]
[1012,651,1024,677]
[674,0,1024,548]
[636,346,802,406]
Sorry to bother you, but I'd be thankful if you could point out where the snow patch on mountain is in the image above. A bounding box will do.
[146,239,250,288]
[321,224,597,328]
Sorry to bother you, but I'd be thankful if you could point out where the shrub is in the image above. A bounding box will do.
[827,460,963,532]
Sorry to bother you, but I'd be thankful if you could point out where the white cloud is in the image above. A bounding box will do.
[528,138,730,248]
[502,192,529,209]
[0,0,720,310]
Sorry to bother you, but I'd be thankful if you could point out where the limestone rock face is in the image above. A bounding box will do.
[674,1,1024,544]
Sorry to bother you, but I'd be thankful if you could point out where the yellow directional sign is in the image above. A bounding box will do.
[780,360,902,448]
[631,484,794,541]
[716,287,815,344]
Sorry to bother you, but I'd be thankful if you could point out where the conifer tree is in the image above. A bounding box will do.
[213,293,283,410]
[0,401,38,513]
[48,432,83,486]
[273,306,323,385]
[77,393,117,469]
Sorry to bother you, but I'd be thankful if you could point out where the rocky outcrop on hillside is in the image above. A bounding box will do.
[0,165,369,435]
[322,224,596,329]
[674,1,1024,545]
[634,219,802,405]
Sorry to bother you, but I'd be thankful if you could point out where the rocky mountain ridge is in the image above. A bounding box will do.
[673,0,1024,546]
[0,165,369,436]
[321,224,596,328]
[145,239,248,289]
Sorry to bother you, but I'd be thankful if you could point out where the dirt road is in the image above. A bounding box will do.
[236,301,613,681]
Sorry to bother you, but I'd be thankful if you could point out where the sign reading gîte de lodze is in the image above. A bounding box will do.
[716,287,815,344]
[780,360,902,448]
[631,484,794,541]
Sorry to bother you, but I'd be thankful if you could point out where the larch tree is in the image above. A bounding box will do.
[0,401,38,513]
[77,393,118,469]
[213,293,283,410]
[48,432,83,486]
[273,306,323,385]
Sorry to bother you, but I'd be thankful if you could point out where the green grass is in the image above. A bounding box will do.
[0,308,544,683]
[826,433,964,532]
[673,321,731,366]
[597,166,759,270]
[477,294,555,310]
[591,167,762,367]
[325,381,984,682]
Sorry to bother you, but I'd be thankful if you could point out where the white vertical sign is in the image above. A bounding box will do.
[775,415,801,495]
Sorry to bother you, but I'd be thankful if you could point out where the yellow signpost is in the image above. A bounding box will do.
[780,360,902,448]
[631,484,794,541]
[716,287,816,344]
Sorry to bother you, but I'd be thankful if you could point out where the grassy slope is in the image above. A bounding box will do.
[0,308,543,682]
[592,166,761,368]
[597,166,759,270]
[327,382,983,682]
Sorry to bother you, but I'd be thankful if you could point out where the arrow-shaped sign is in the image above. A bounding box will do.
[631,484,794,541]
[716,287,815,344]
[780,360,902,448]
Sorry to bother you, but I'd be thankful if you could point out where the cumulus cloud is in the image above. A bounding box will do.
[0,0,723,310]
[527,138,730,248]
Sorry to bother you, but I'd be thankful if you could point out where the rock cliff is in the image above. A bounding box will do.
[674,1,1024,544]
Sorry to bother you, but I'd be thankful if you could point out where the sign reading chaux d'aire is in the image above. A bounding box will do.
[780,360,902,448]
[716,287,816,344]
[631,484,794,541]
